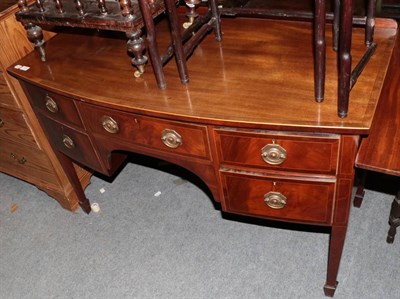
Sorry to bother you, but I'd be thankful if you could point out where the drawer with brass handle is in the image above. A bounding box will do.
[78,102,211,160]
[215,129,340,175]
[24,83,83,128]
[38,116,104,173]
[0,138,59,187]
[220,170,335,225]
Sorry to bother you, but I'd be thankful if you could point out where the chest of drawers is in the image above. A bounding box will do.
[8,17,397,297]
[0,1,91,211]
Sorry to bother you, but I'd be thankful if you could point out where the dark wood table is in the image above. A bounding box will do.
[8,16,398,297]
[355,28,400,243]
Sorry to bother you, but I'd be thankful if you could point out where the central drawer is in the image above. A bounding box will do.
[215,129,340,175]
[221,171,335,224]
[78,102,211,160]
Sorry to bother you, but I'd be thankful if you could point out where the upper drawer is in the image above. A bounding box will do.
[214,129,340,175]
[78,103,211,160]
[23,83,83,128]
[0,106,37,147]
[0,71,18,108]
[39,116,104,174]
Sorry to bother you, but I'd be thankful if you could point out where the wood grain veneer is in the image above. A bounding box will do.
[8,17,397,133]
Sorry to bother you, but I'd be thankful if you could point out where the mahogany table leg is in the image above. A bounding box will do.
[314,0,326,102]
[164,0,189,84]
[324,225,347,297]
[366,0,377,46]
[387,190,400,243]
[338,0,353,118]
[58,152,91,214]
[138,0,167,89]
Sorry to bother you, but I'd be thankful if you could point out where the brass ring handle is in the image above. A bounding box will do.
[0,118,4,128]
[45,95,58,113]
[161,129,183,149]
[10,153,27,164]
[101,116,119,134]
[261,144,287,165]
[264,191,287,209]
[62,134,75,149]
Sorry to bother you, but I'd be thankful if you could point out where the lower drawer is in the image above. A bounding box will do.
[0,138,59,188]
[221,171,335,224]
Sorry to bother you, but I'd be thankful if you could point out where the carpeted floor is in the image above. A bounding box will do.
[1,154,399,298]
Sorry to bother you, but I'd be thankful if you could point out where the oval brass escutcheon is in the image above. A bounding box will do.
[264,191,287,209]
[0,118,4,127]
[62,134,75,149]
[261,143,287,165]
[101,116,119,134]
[161,129,183,149]
[45,95,58,113]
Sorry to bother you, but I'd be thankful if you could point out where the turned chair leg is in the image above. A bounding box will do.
[366,0,377,46]
[314,0,326,102]
[337,0,353,118]
[209,0,223,42]
[387,190,400,244]
[26,23,46,62]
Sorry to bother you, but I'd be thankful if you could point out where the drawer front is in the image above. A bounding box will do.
[79,103,211,160]
[221,171,335,224]
[215,130,339,174]
[39,116,103,173]
[0,106,37,147]
[24,83,83,128]
[0,72,18,108]
[0,138,60,187]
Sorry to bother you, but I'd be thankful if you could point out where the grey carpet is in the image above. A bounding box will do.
[1,155,399,299]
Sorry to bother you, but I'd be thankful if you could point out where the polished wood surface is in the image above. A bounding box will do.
[356,31,400,176]
[9,17,397,133]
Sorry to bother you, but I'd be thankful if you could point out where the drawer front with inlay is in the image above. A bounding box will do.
[38,116,104,173]
[78,103,211,160]
[221,171,335,224]
[25,83,83,128]
[215,129,340,174]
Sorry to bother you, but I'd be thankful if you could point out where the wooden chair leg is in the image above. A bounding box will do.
[366,0,377,46]
[333,0,340,52]
[164,0,189,84]
[209,0,223,42]
[387,190,400,243]
[354,170,367,207]
[338,0,353,118]
[139,0,167,89]
[314,0,326,102]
